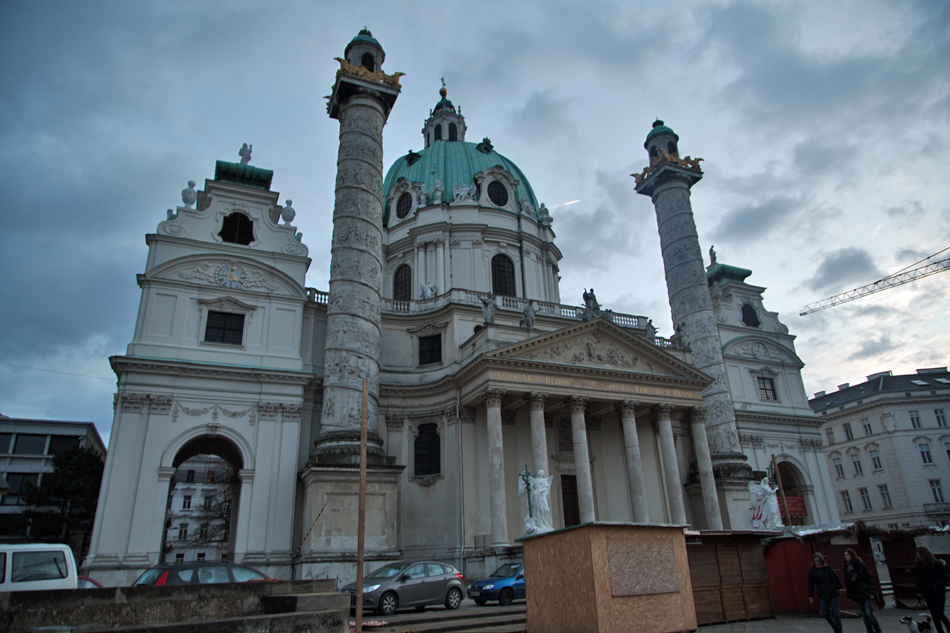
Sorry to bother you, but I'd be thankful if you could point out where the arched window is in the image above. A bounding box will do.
[434,124,442,141]
[491,254,516,297]
[487,181,508,207]
[667,141,678,155]
[414,423,440,476]
[448,122,458,141]
[219,212,254,245]
[649,146,659,158]
[741,303,761,327]
[426,132,431,148]
[361,53,375,72]
[393,265,411,302]
[396,192,413,219]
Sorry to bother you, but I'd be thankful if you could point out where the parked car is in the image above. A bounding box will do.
[0,544,79,592]
[78,575,105,589]
[132,561,274,586]
[467,562,525,606]
[340,561,464,615]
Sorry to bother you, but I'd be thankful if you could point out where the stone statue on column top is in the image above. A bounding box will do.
[239,143,252,165]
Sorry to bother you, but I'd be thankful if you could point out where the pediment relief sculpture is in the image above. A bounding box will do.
[514,331,655,373]
[179,260,280,291]
[727,339,797,364]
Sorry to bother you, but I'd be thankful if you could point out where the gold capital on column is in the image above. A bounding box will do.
[529,392,548,411]
[620,400,640,417]
[570,395,589,414]
[484,388,506,408]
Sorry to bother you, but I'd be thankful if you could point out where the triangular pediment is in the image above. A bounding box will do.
[484,318,709,382]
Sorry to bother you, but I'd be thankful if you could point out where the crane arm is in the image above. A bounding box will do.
[800,256,950,316]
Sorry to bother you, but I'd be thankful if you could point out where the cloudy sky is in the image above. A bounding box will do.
[2,0,948,443]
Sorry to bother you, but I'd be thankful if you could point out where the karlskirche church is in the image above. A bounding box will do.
[85,30,839,585]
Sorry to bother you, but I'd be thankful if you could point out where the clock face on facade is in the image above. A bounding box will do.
[752,342,768,360]
[216,263,245,289]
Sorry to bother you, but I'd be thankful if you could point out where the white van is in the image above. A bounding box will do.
[0,544,78,591]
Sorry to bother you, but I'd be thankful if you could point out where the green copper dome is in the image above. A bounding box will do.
[644,119,678,148]
[707,263,753,286]
[383,140,541,226]
[345,28,383,56]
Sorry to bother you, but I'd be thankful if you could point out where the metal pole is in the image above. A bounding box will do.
[356,379,369,633]
[771,454,791,525]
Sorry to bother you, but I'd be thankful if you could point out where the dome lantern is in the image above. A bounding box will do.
[422,80,467,147]
[344,28,385,73]
[644,119,680,159]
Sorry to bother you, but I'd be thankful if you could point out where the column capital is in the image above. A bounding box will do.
[529,392,548,411]
[620,400,640,417]
[483,388,506,408]
[690,406,708,425]
[657,403,675,420]
[570,396,589,414]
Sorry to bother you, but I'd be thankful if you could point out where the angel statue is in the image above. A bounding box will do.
[518,467,553,535]
[748,477,783,529]
[239,143,253,165]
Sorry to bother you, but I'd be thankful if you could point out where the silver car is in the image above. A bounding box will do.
[341,561,465,615]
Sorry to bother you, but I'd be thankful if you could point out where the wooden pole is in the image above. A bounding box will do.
[356,378,369,633]
[771,454,791,525]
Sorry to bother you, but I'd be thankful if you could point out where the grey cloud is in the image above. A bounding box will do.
[506,90,576,144]
[847,335,897,361]
[805,247,886,293]
[710,195,801,242]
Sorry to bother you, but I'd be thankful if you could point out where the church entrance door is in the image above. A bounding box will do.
[561,474,580,528]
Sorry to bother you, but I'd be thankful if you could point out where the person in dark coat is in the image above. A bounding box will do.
[807,552,843,633]
[916,546,950,633]
[843,548,881,633]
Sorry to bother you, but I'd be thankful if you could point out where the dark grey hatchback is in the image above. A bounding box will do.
[341,561,464,615]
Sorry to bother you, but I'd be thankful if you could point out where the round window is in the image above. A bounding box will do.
[396,192,412,219]
[487,181,508,207]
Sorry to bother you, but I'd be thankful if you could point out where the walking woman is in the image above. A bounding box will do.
[807,552,843,633]
[916,546,950,633]
[843,548,881,633]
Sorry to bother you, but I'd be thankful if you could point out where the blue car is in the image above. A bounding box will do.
[466,562,525,606]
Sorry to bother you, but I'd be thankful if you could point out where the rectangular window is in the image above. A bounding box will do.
[859,487,872,511]
[944,440,950,462]
[911,410,921,429]
[850,453,863,475]
[843,423,854,440]
[204,311,245,346]
[757,377,777,400]
[178,524,189,540]
[0,433,12,453]
[920,442,934,465]
[937,409,948,428]
[869,449,882,471]
[841,490,853,513]
[203,496,212,510]
[13,434,47,455]
[832,456,845,478]
[862,418,872,436]
[199,523,209,540]
[182,495,192,510]
[196,552,205,561]
[206,470,216,484]
[175,553,185,563]
[418,335,442,366]
[186,470,195,483]
[879,484,892,508]
[47,435,80,455]
[931,480,945,503]
[1,473,39,506]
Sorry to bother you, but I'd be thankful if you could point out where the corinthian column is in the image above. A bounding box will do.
[484,389,509,546]
[529,392,549,476]
[620,400,649,523]
[657,404,687,525]
[690,407,723,529]
[315,51,400,465]
[570,396,596,524]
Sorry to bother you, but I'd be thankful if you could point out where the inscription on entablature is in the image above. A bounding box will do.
[490,370,701,401]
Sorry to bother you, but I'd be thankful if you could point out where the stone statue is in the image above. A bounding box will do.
[518,467,553,535]
[538,203,553,226]
[748,477,783,529]
[709,245,717,267]
[480,294,496,323]
[452,182,476,203]
[519,193,535,217]
[645,318,656,342]
[417,182,428,207]
[672,322,690,349]
[181,180,197,208]
[239,143,253,165]
[581,288,602,321]
[520,302,536,329]
[420,282,438,300]
[281,200,296,225]
[432,179,443,204]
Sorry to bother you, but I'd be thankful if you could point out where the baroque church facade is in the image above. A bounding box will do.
[85,31,838,585]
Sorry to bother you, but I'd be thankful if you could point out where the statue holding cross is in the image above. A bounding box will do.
[518,466,554,536]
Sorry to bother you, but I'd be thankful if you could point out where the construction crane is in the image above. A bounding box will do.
[800,249,950,316]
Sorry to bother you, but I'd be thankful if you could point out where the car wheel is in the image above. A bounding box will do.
[378,592,398,616]
[445,587,463,610]
[474,599,487,606]
[499,588,514,606]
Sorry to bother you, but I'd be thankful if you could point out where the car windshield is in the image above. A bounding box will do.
[490,563,520,578]
[365,563,407,579]
[132,568,165,586]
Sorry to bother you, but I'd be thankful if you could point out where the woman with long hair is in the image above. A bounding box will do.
[843,548,881,633]
[917,546,950,633]
[807,552,843,633]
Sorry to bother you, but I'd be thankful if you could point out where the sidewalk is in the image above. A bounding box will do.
[698,608,919,632]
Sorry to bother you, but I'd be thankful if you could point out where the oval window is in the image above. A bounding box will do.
[487,181,508,207]
[396,192,412,219]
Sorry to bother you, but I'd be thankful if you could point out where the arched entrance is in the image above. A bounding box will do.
[776,461,808,526]
[161,436,243,564]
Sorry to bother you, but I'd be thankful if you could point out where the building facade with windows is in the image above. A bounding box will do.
[162,455,237,564]
[810,368,950,528]
[85,31,839,585]
[0,415,106,545]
